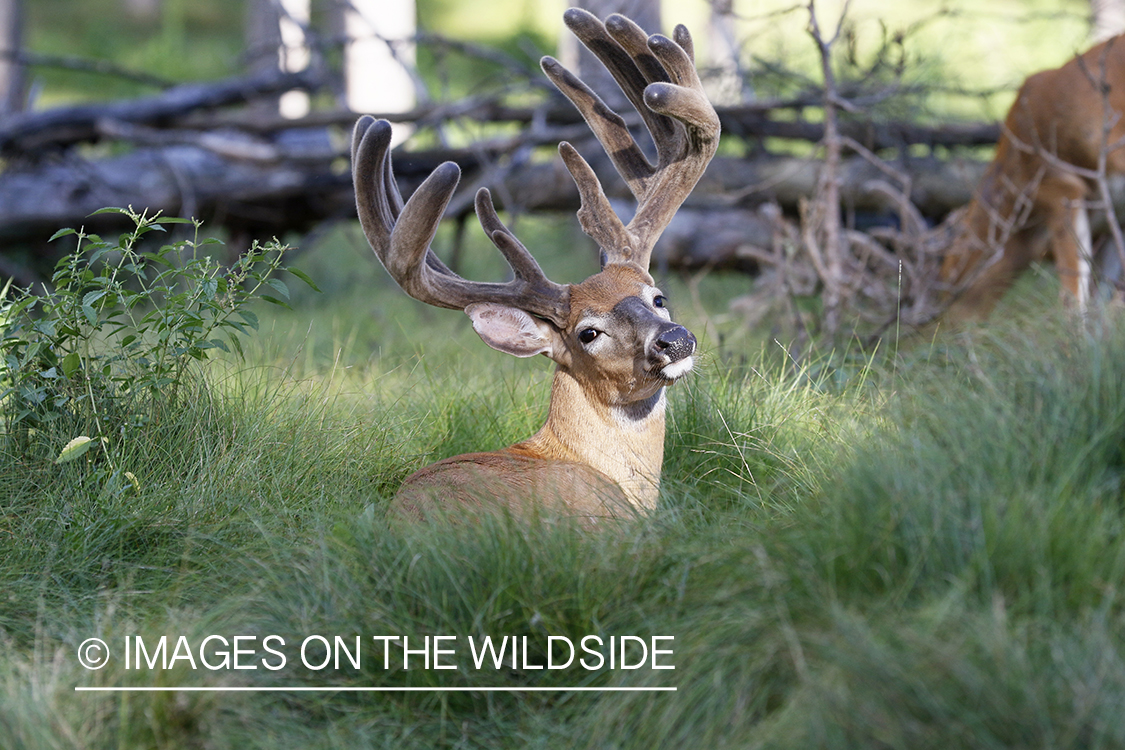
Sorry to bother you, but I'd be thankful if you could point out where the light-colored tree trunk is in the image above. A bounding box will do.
[1092,0,1125,42]
[245,0,314,119]
[277,0,310,118]
[342,1,416,113]
[245,0,282,78]
[122,0,160,21]
[340,0,416,145]
[0,0,23,117]
[708,0,750,104]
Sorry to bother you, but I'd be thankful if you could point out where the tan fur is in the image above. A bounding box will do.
[395,452,634,523]
[940,35,1125,322]
[396,263,675,518]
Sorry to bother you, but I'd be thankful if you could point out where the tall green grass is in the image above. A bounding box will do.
[3,219,1125,747]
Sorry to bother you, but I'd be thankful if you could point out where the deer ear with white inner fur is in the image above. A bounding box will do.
[465,302,562,359]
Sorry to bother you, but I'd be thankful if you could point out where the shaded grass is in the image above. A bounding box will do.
[4,284,1125,747]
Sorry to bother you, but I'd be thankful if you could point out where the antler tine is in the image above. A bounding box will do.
[542,8,721,270]
[351,115,569,325]
[583,11,680,151]
[474,190,553,286]
[473,188,570,324]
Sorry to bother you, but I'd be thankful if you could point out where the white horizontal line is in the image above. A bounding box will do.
[75,686,675,693]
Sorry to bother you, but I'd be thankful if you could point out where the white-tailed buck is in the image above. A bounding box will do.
[940,36,1125,322]
[351,9,719,519]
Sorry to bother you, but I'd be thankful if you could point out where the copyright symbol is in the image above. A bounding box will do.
[77,638,110,670]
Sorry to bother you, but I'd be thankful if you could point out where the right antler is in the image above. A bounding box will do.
[351,117,570,326]
[542,9,721,270]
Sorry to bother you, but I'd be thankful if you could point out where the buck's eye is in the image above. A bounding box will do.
[578,328,599,344]
[653,295,667,309]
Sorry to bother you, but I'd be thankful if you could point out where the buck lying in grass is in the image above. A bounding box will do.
[351,9,719,520]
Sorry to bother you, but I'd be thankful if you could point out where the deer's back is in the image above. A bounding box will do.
[392,450,636,524]
[1001,35,1125,177]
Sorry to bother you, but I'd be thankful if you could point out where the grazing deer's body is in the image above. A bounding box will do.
[940,36,1125,322]
[352,10,720,520]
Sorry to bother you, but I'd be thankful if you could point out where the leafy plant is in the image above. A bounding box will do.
[0,206,317,456]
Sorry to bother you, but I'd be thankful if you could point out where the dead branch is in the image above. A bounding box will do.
[0,68,323,156]
[0,48,173,89]
[807,0,851,335]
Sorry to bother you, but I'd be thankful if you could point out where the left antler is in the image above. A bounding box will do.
[351,117,571,326]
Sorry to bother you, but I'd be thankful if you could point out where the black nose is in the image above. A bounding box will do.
[654,325,696,362]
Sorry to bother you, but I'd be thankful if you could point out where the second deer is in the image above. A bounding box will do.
[940,36,1125,323]
[351,9,720,520]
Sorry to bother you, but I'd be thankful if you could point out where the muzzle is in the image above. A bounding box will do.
[653,324,696,363]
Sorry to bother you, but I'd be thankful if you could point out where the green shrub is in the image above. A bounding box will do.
[0,207,316,470]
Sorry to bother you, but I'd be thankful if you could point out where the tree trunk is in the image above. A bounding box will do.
[0,0,23,116]
[244,0,283,119]
[277,0,311,119]
[122,0,161,21]
[342,0,417,113]
[708,0,749,105]
[340,0,417,146]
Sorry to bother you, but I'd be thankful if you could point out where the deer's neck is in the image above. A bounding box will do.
[514,368,667,509]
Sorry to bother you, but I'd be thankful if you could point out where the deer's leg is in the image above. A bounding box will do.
[1051,193,1093,312]
[943,227,1040,323]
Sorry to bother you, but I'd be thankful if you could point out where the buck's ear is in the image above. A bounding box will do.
[465,303,563,359]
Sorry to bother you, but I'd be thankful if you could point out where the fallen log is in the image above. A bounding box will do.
[0,68,322,156]
[0,66,1000,157]
[186,102,1001,153]
[0,64,1008,282]
[0,137,351,250]
[0,129,988,272]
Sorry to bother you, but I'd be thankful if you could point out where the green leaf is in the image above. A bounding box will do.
[226,332,245,359]
[238,310,259,330]
[48,228,77,242]
[5,297,38,318]
[88,207,127,216]
[221,319,248,335]
[81,290,107,308]
[156,216,195,225]
[286,267,321,292]
[56,436,97,464]
[260,295,291,309]
[81,304,98,326]
[265,278,290,299]
[61,352,81,379]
